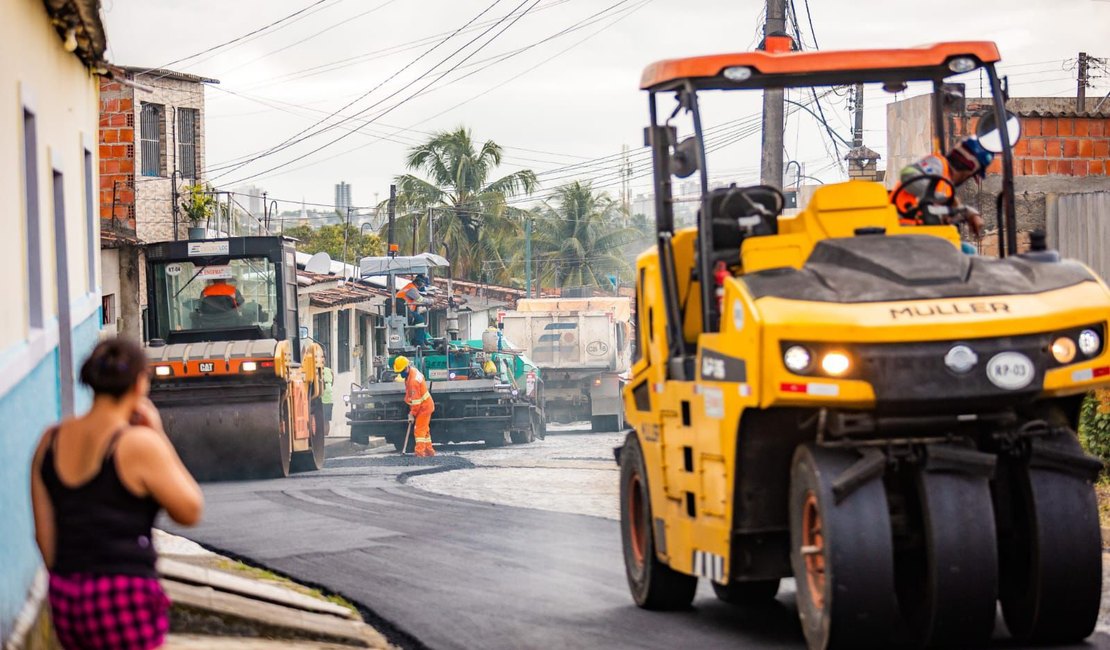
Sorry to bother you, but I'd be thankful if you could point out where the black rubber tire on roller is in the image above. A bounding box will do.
[906,454,998,647]
[789,444,898,650]
[620,432,697,610]
[711,579,780,606]
[999,434,1102,644]
[291,401,327,473]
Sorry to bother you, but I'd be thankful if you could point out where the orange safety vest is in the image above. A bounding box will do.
[396,282,421,312]
[404,367,433,411]
[891,154,954,226]
[202,282,239,306]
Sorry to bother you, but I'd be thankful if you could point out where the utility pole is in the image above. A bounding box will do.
[620,145,631,218]
[852,83,864,148]
[341,206,352,281]
[387,184,397,258]
[524,213,533,299]
[759,0,787,189]
[1078,52,1089,113]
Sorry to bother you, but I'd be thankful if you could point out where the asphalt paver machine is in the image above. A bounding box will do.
[144,236,327,480]
[619,39,1110,649]
[346,254,545,450]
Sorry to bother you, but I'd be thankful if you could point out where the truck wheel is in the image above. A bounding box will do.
[510,428,535,444]
[711,579,780,606]
[350,426,370,445]
[998,434,1102,644]
[620,432,697,610]
[291,402,327,472]
[485,431,510,448]
[790,444,897,649]
[591,415,619,432]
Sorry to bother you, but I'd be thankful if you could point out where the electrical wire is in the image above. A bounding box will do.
[208,0,515,179]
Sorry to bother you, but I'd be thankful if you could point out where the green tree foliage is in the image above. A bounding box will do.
[284,224,383,266]
[530,181,642,288]
[388,127,537,282]
[1079,389,1110,471]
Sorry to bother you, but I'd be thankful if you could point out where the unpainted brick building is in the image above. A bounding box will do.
[98,66,217,339]
[887,95,1110,254]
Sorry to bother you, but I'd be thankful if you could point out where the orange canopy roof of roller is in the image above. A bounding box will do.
[640,41,1000,90]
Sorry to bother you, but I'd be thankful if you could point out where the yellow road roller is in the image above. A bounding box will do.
[620,39,1109,649]
[144,236,327,480]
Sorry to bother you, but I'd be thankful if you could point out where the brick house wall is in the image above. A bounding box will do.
[98,77,136,232]
[888,95,1110,250]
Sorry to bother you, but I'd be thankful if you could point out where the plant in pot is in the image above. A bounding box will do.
[181,183,216,240]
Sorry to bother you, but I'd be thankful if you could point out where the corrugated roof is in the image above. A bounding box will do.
[118,65,220,85]
[42,0,107,68]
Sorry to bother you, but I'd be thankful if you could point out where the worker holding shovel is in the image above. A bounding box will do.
[394,356,435,457]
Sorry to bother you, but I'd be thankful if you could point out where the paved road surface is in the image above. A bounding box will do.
[166,431,1110,650]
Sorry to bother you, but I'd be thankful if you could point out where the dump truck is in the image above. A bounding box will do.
[500,298,632,431]
[144,236,327,480]
[346,254,545,450]
[619,38,1109,650]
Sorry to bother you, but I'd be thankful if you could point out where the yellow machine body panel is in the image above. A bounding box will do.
[624,178,1110,585]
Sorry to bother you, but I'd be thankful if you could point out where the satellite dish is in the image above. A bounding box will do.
[305,252,332,274]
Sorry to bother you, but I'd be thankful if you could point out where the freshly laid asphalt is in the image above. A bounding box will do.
[165,434,1110,650]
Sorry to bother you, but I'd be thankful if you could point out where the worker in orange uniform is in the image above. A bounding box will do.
[891,137,991,253]
[394,356,435,457]
[396,275,432,346]
[201,278,243,307]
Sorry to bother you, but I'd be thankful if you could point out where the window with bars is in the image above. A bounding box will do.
[178,108,198,179]
[139,103,164,177]
[337,309,351,373]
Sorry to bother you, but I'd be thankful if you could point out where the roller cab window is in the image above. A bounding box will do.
[150,257,278,343]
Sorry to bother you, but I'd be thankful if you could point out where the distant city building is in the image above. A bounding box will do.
[235,184,264,217]
[335,181,352,214]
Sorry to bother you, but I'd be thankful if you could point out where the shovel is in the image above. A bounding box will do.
[400,417,413,456]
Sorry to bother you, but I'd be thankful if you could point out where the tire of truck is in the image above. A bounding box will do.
[350,425,370,445]
[485,431,511,448]
[290,401,327,473]
[591,415,619,433]
[620,431,697,610]
[789,444,897,649]
[711,579,780,606]
[510,426,535,445]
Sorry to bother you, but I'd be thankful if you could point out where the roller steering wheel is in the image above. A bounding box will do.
[720,185,785,228]
[890,173,956,225]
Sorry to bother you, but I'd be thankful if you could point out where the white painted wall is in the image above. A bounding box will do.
[0,0,101,354]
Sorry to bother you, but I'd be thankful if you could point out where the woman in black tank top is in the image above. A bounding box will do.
[30,339,203,650]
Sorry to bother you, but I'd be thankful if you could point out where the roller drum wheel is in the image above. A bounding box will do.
[906,457,998,647]
[789,444,898,650]
[998,434,1102,644]
[275,401,292,478]
[157,395,286,482]
[711,579,780,606]
[620,432,697,610]
[291,402,327,473]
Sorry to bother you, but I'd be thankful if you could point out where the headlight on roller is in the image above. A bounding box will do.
[154,365,172,377]
[1079,329,1101,357]
[1051,337,1077,364]
[241,361,258,372]
[784,346,812,374]
[820,352,851,376]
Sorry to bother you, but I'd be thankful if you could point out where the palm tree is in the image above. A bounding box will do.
[530,182,642,289]
[386,127,537,282]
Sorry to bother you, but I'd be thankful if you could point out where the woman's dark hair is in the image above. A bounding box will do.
[79,338,148,399]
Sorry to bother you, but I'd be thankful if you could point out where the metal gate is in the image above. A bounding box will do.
[1047,192,1110,282]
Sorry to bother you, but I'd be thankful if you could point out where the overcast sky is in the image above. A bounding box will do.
[101,0,1110,213]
